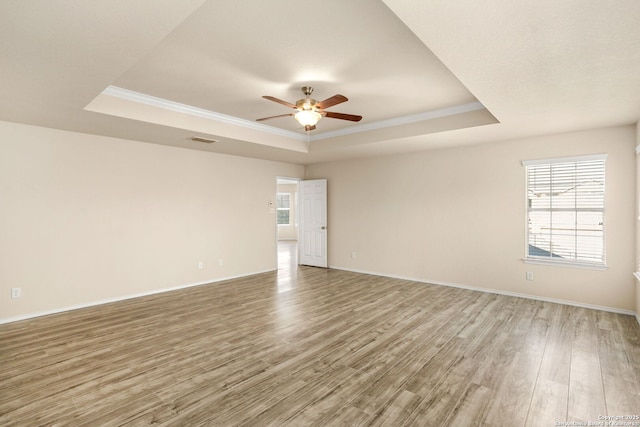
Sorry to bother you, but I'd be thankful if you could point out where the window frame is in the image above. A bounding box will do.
[522,154,608,270]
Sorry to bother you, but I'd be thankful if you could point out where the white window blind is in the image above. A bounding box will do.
[276,193,290,225]
[523,155,606,267]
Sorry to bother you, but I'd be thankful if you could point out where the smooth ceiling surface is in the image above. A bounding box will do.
[1,0,639,164]
[112,0,478,132]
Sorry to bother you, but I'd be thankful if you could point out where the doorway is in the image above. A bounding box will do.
[276,178,300,274]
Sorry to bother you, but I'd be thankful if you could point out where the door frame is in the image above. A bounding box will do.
[275,176,301,265]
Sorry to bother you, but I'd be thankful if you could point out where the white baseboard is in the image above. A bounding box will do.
[331,265,637,317]
[4,266,638,326]
[0,269,275,325]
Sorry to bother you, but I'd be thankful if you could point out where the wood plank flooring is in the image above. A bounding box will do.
[1,259,639,425]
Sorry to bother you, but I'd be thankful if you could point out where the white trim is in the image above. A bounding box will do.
[103,86,486,144]
[4,267,637,326]
[102,86,308,142]
[330,265,636,317]
[0,269,275,325]
[523,257,608,271]
[636,145,640,154]
[311,101,486,141]
[521,153,607,166]
[635,273,640,326]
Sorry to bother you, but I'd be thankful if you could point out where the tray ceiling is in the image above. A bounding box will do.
[1,0,639,164]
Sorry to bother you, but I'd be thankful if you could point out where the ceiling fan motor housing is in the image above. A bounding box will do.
[296,98,318,111]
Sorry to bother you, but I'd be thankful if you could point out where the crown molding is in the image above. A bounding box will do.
[102,86,486,144]
[102,86,309,142]
[310,101,486,141]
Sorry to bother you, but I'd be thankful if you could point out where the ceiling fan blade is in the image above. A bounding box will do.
[324,111,363,122]
[256,113,294,122]
[317,94,348,110]
[262,96,297,109]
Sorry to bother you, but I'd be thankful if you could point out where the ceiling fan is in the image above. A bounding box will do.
[256,86,362,131]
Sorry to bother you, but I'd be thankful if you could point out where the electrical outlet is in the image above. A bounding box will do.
[218,258,224,266]
[198,261,203,269]
[526,272,534,281]
[11,288,21,298]
[351,251,357,260]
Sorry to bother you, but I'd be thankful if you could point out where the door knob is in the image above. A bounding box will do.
[321,226,326,230]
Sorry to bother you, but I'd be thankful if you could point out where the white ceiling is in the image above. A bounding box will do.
[1,0,639,165]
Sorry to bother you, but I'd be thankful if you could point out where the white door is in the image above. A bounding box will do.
[299,179,327,267]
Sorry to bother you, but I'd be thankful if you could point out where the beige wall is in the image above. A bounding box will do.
[636,121,640,320]
[306,125,637,312]
[0,121,303,322]
[1,121,636,322]
[276,183,298,240]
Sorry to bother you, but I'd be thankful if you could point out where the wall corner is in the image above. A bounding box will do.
[635,120,640,322]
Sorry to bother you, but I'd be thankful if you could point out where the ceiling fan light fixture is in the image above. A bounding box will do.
[258,86,360,131]
[294,109,322,127]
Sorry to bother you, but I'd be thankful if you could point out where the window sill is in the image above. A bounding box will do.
[523,257,608,271]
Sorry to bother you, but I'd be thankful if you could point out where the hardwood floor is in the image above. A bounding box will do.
[1,251,639,426]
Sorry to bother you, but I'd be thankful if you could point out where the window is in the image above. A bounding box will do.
[276,193,290,225]
[523,154,606,268]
